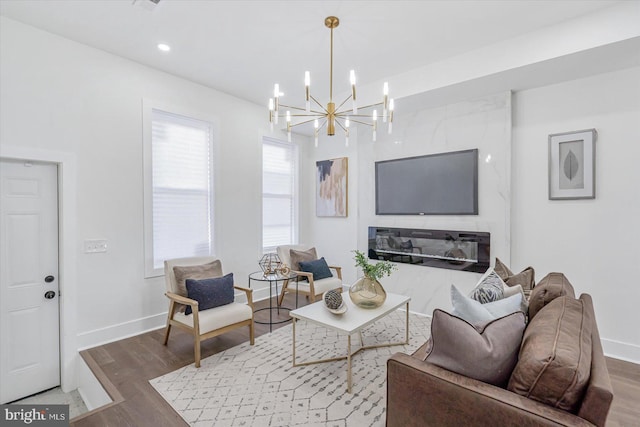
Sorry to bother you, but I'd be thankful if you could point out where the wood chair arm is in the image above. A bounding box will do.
[328,266,343,280]
[234,285,254,310]
[292,270,314,281]
[165,292,198,308]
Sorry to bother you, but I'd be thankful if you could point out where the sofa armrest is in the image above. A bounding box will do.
[387,353,595,427]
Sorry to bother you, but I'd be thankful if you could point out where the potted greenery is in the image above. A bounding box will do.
[349,250,397,308]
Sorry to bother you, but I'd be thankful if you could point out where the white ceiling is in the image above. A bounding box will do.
[0,0,628,108]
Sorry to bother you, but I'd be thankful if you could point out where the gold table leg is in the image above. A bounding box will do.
[291,304,411,394]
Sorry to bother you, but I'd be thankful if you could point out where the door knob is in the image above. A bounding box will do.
[44,291,56,299]
[45,275,55,283]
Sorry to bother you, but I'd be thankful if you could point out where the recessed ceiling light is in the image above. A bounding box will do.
[157,43,171,52]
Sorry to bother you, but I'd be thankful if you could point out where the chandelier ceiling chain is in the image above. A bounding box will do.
[269,16,394,147]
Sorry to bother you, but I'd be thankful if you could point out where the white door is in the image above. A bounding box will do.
[0,159,60,404]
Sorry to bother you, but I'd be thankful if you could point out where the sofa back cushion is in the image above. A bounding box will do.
[508,295,592,413]
[528,272,575,320]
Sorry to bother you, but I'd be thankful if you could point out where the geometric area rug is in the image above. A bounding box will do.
[150,311,431,427]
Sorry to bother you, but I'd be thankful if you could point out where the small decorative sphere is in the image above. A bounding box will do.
[324,290,343,310]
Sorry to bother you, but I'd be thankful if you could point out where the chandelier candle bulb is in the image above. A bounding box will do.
[273,84,279,124]
[304,71,311,112]
[373,110,378,142]
[314,119,319,147]
[350,70,358,114]
[383,82,389,122]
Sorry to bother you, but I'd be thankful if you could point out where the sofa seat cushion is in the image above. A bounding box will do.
[173,302,252,332]
[528,272,576,320]
[508,295,592,413]
[289,276,342,296]
[422,310,526,387]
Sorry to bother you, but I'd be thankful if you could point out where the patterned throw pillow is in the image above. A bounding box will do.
[469,268,505,303]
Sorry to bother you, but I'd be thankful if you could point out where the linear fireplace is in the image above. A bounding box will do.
[368,226,490,273]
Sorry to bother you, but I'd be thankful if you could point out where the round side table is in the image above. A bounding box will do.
[248,271,298,332]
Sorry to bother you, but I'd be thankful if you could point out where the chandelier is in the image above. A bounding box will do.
[269,16,394,147]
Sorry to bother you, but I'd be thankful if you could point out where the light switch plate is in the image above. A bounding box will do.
[84,239,108,253]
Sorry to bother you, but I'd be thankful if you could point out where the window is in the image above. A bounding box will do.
[144,107,214,277]
[262,137,298,252]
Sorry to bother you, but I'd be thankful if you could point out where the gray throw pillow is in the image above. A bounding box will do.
[425,309,526,387]
[451,284,523,325]
[173,260,223,298]
[289,247,318,271]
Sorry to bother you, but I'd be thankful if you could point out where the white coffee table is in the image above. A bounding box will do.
[290,291,410,393]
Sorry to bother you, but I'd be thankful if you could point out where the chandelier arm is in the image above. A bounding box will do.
[289,118,325,127]
[350,101,384,111]
[336,113,377,118]
[279,103,324,114]
[309,95,328,112]
[335,95,352,112]
[334,118,347,133]
[347,118,374,127]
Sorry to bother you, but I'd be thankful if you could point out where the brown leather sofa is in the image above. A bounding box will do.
[386,273,614,427]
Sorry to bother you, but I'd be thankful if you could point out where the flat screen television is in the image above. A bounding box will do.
[375,148,478,215]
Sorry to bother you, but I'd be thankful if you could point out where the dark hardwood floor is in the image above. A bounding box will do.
[72,294,640,427]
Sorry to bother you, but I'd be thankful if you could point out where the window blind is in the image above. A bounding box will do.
[263,138,298,252]
[151,109,213,270]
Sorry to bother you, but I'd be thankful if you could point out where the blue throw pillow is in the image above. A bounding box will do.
[298,257,333,281]
[185,273,234,315]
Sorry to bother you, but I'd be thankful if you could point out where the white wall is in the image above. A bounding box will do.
[0,17,278,349]
[512,67,640,362]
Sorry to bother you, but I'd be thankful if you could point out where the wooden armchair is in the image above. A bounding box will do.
[276,244,343,305]
[163,256,254,367]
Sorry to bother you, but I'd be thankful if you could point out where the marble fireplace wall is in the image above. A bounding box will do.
[357,92,511,316]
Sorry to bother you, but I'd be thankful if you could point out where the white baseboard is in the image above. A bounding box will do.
[602,338,640,364]
[76,313,166,350]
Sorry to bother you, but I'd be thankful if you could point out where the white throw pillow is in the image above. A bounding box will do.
[503,283,529,313]
[451,284,524,325]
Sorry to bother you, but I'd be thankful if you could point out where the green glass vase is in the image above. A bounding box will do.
[349,275,387,309]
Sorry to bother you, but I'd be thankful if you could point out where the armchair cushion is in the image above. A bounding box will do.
[184,273,234,315]
[173,260,223,298]
[289,247,318,271]
[423,309,526,387]
[173,302,252,332]
[298,257,333,281]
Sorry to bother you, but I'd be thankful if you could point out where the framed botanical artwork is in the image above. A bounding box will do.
[548,129,596,200]
[316,157,348,217]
